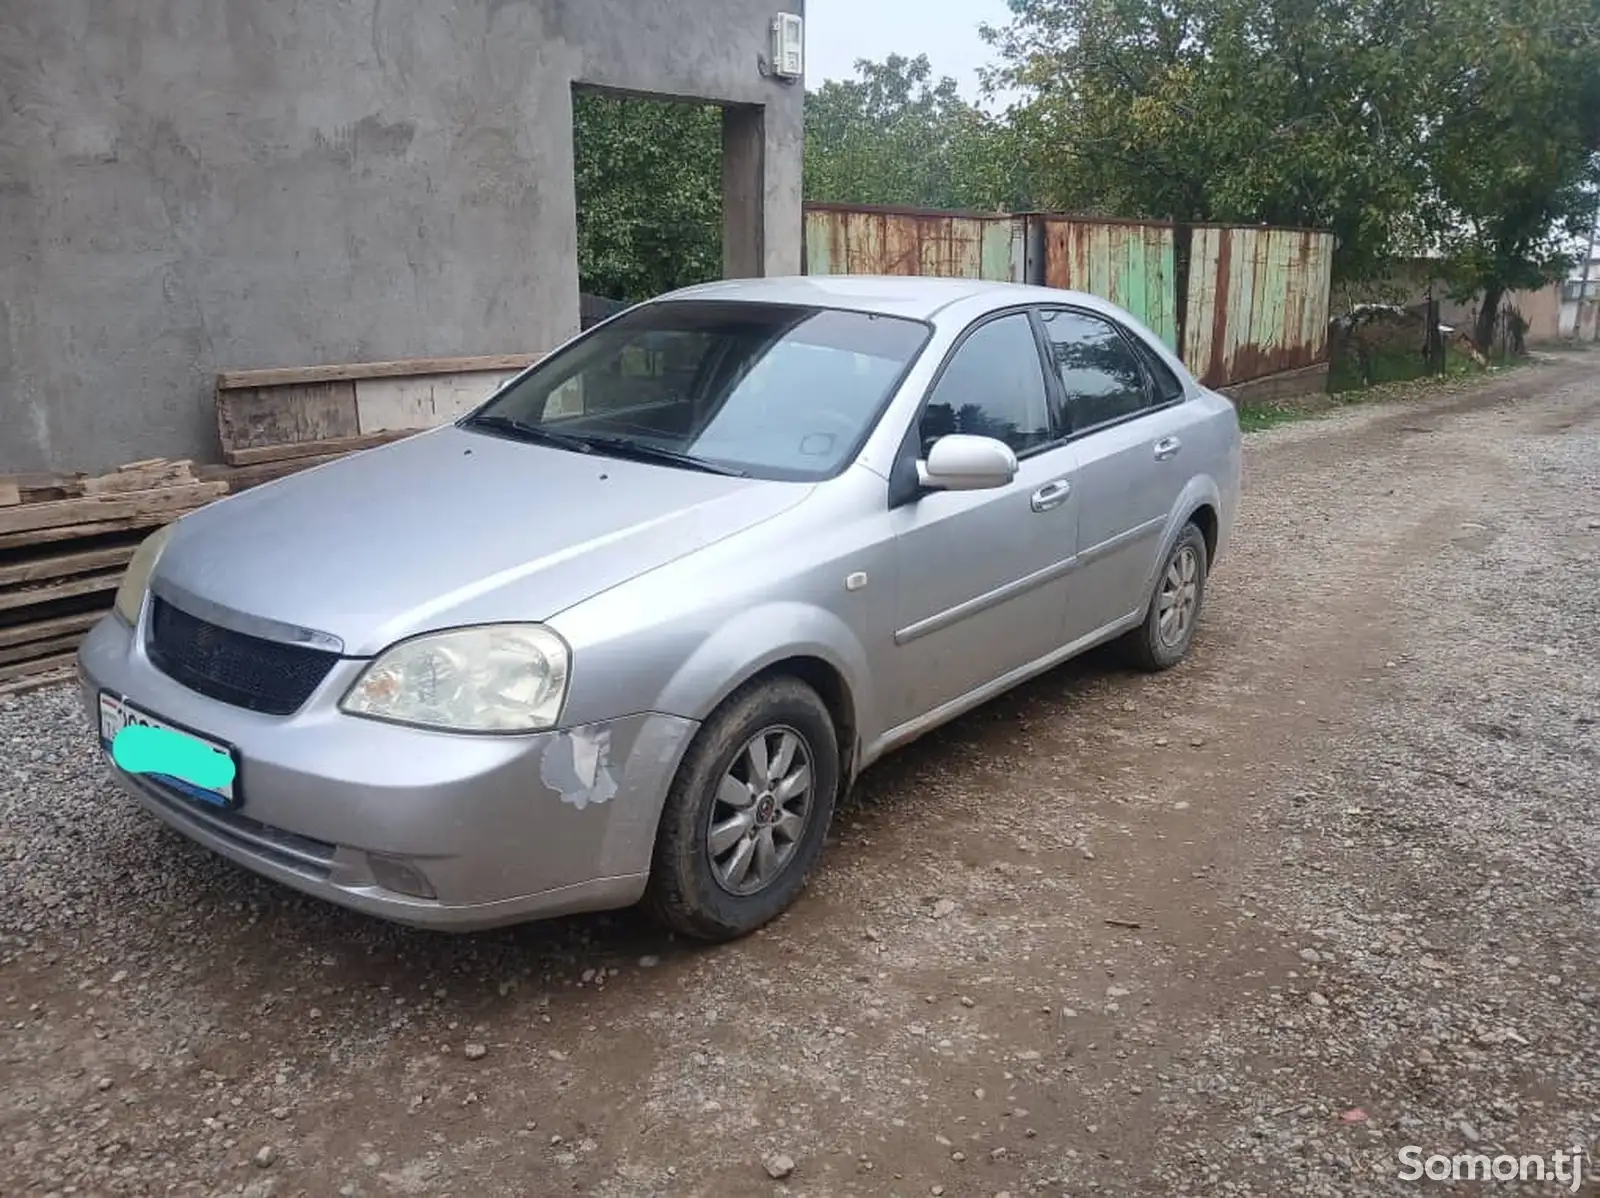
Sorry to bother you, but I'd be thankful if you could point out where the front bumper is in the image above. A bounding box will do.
[76,613,697,931]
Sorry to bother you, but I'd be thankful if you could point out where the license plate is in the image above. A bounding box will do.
[99,691,239,808]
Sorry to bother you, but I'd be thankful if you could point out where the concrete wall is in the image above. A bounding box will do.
[1558,299,1599,340]
[1495,283,1561,343]
[1358,260,1574,345]
[0,0,804,473]
[1220,362,1331,407]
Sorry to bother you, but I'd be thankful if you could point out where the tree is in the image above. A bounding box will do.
[572,91,722,303]
[984,0,1600,347]
[573,59,1027,304]
[1413,0,1600,350]
[982,0,1425,282]
[804,55,1026,210]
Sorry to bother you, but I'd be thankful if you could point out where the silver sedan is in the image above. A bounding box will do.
[79,276,1242,940]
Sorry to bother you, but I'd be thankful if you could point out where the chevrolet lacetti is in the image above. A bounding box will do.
[78,276,1242,941]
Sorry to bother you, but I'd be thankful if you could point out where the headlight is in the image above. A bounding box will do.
[113,523,176,625]
[339,624,570,733]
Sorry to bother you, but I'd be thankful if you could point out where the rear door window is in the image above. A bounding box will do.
[1037,309,1154,432]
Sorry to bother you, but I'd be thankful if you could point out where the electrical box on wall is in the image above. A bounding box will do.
[771,13,804,80]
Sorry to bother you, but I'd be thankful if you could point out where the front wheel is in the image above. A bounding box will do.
[643,676,839,941]
[1120,522,1209,672]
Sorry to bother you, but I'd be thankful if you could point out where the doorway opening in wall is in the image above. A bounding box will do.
[572,86,726,327]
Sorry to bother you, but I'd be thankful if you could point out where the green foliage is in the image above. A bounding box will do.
[572,57,1026,304]
[982,0,1427,281]
[1235,403,1314,432]
[984,0,1600,340]
[1411,0,1600,344]
[1327,340,1482,393]
[804,54,1026,210]
[572,9,1600,351]
[572,91,723,303]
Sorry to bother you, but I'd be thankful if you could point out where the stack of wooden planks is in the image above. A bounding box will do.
[0,460,227,694]
[0,353,545,695]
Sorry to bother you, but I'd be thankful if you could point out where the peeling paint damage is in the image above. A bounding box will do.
[540,723,620,810]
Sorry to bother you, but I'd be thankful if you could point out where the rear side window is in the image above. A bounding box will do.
[1037,309,1151,431]
[1132,337,1186,404]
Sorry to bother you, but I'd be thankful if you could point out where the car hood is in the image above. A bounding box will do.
[154,426,808,656]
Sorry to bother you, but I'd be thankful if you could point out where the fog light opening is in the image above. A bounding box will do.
[367,854,437,900]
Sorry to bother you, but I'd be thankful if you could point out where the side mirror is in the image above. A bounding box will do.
[916,434,1018,492]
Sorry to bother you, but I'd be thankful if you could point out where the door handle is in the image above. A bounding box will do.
[1030,478,1072,512]
[1153,436,1183,461]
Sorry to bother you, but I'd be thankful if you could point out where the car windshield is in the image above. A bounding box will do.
[463,300,932,481]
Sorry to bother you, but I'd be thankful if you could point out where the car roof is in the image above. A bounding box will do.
[658,275,1112,322]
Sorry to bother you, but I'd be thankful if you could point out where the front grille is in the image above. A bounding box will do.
[146,597,339,715]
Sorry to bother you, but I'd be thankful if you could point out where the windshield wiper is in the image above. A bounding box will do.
[463,414,596,454]
[466,416,745,477]
[566,435,748,477]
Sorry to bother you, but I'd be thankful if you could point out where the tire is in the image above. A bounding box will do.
[1120,522,1209,672]
[643,676,839,941]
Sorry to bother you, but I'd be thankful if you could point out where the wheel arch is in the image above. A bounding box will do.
[652,602,872,787]
[744,654,860,786]
[1187,501,1220,565]
[1143,475,1224,600]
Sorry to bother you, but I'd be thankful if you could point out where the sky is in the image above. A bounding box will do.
[802,0,1016,106]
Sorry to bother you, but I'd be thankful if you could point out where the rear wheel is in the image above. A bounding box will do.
[1120,522,1209,672]
[644,676,839,941]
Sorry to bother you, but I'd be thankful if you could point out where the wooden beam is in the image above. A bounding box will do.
[0,472,91,504]
[0,543,138,588]
[0,513,191,553]
[0,652,78,687]
[0,610,106,650]
[353,371,516,432]
[222,429,418,467]
[0,569,125,614]
[216,354,544,391]
[82,460,198,496]
[1,462,197,504]
[0,482,226,538]
[0,665,77,695]
[199,452,348,494]
[0,632,89,668]
[216,381,360,454]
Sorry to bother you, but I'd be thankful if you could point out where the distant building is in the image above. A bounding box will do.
[1358,244,1599,346]
[1558,253,1600,339]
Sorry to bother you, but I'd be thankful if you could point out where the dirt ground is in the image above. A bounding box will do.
[3,353,1597,1198]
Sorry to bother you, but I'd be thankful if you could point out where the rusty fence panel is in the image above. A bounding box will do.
[1032,217,1179,350]
[801,203,1336,392]
[1182,226,1335,388]
[803,204,1023,281]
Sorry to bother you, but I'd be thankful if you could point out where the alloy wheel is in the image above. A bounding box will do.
[706,725,814,896]
[1156,545,1201,648]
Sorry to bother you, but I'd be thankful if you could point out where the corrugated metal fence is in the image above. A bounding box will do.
[801,206,1024,282]
[1180,225,1333,387]
[802,203,1334,389]
[1033,217,1181,352]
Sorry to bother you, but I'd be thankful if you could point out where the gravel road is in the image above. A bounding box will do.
[3,353,1597,1197]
